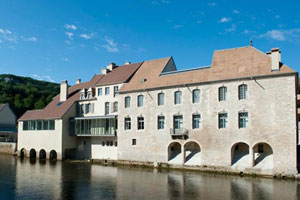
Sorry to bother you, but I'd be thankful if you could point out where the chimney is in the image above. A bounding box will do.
[76,79,81,84]
[60,80,68,102]
[106,62,117,71]
[101,68,110,75]
[125,61,131,65]
[269,48,281,71]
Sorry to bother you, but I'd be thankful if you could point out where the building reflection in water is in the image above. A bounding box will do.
[0,154,298,200]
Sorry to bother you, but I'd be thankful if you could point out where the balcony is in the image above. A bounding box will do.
[170,128,189,139]
[69,116,117,137]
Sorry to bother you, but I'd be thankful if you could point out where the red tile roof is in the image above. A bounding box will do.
[19,74,104,121]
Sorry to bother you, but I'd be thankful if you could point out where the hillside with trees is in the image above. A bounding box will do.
[0,74,60,119]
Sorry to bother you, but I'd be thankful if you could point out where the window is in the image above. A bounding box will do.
[37,121,42,130]
[173,115,183,130]
[192,89,200,103]
[238,84,248,100]
[105,102,109,115]
[98,88,102,96]
[80,93,85,100]
[137,95,144,107]
[42,120,49,130]
[105,87,110,95]
[114,86,119,97]
[158,92,165,106]
[87,92,92,99]
[124,117,131,130]
[23,121,28,130]
[49,120,55,130]
[219,86,227,101]
[218,113,228,129]
[192,114,201,129]
[86,104,91,114]
[125,96,131,108]
[174,91,182,105]
[80,104,84,114]
[113,102,118,112]
[239,112,248,128]
[157,116,165,130]
[132,139,136,146]
[137,116,144,130]
[29,121,36,130]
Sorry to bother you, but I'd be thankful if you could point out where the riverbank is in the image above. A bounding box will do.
[91,159,298,180]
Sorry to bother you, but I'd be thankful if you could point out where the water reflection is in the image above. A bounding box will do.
[0,154,299,200]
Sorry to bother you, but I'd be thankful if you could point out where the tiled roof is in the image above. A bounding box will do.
[19,74,104,121]
[96,62,143,86]
[0,104,6,112]
[119,46,296,93]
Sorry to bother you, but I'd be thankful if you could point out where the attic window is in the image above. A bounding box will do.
[57,102,63,107]
[141,78,147,83]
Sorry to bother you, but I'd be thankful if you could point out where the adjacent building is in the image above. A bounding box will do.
[0,104,17,142]
[18,46,299,175]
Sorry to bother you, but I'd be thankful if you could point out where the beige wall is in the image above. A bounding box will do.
[117,75,297,175]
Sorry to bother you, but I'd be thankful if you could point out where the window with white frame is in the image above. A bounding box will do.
[125,96,131,108]
[157,116,165,130]
[124,117,131,130]
[192,89,200,103]
[218,86,227,101]
[137,95,144,107]
[132,139,136,145]
[158,92,165,106]
[105,87,110,95]
[174,91,182,105]
[105,102,109,115]
[80,93,85,100]
[113,102,118,112]
[192,114,201,129]
[173,115,183,130]
[137,116,144,130]
[238,84,248,100]
[87,92,92,99]
[239,112,248,128]
[114,86,119,97]
[98,88,102,96]
[218,112,228,129]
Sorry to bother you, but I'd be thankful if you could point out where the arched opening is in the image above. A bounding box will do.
[253,143,273,170]
[168,142,182,164]
[49,150,57,161]
[231,142,251,169]
[29,149,36,159]
[184,141,201,166]
[39,149,46,160]
[20,148,26,158]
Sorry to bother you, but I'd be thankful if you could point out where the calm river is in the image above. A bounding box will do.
[0,154,299,200]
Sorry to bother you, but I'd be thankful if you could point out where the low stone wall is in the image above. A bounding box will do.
[0,142,16,155]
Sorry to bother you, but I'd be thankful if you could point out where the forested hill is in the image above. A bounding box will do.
[0,74,60,119]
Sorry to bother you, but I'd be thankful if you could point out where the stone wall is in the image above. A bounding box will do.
[0,142,16,154]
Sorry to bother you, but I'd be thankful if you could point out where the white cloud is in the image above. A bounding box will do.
[22,36,37,42]
[0,28,12,35]
[243,29,256,35]
[102,37,119,53]
[65,24,77,30]
[152,0,169,5]
[32,74,55,82]
[65,40,72,45]
[174,25,183,29]
[208,2,216,7]
[80,33,94,40]
[219,17,231,23]
[259,29,300,41]
[65,32,74,39]
[225,24,236,33]
[233,10,239,14]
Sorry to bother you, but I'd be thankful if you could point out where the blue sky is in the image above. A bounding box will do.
[0,0,300,84]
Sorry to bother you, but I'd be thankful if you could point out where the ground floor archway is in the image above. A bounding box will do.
[231,142,251,170]
[253,143,273,170]
[20,148,27,158]
[168,142,182,164]
[29,149,36,159]
[39,149,46,160]
[184,141,201,166]
[49,150,57,161]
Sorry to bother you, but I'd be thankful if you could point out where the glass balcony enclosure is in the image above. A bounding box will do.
[70,116,116,136]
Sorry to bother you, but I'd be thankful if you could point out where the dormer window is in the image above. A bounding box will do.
[87,93,92,99]
[80,93,85,100]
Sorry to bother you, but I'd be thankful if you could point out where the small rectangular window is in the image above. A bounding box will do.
[105,102,109,115]
[192,89,200,103]
[173,115,183,130]
[157,116,165,130]
[192,114,201,129]
[239,112,248,128]
[137,95,144,107]
[137,116,144,130]
[49,120,55,130]
[125,117,131,130]
[218,113,228,129]
[23,121,29,131]
[132,139,136,146]
[105,87,110,95]
[125,96,131,108]
[239,84,248,100]
[219,87,227,101]
[174,91,182,105]
[98,88,102,96]
[158,93,165,106]
[114,86,119,97]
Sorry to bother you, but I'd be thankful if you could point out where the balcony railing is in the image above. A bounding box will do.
[170,128,189,139]
[76,129,116,136]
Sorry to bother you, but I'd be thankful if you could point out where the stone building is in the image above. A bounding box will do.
[18,45,299,175]
[0,103,17,142]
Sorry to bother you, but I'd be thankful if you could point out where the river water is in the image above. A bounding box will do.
[0,154,299,200]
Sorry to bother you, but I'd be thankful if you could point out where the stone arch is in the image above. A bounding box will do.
[20,148,27,158]
[167,142,182,164]
[29,149,36,159]
[183,141,201,166]
[231,142,251,169]
[39,149,46,160]
[49,150,57,161]
[253,142,273,170]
